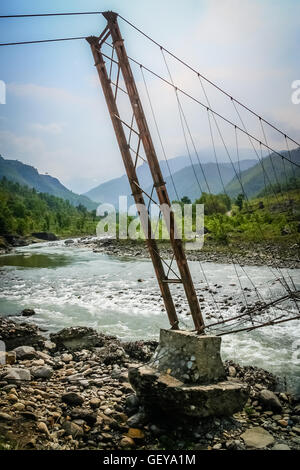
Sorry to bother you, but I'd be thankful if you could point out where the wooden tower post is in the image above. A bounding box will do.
[87,11,205,332]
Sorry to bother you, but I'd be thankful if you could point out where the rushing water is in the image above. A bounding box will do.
[0,240,299,395]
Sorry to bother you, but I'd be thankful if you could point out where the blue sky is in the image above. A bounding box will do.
[0,0,299,193]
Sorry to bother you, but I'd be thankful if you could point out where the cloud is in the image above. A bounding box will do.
[7,83,81,104]
[0,130,45,159]
[29,122,66,135]
[7,82,96,109]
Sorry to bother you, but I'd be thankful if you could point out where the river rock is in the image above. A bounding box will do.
[90,397,101,409]
[70,408,97,426]
[50,327,105,351]
[44,340,56,351]
[4,368,31,382]
[228,366,236,377]
[127,411,147,427]
[62,392,84,406]
[259,389,282,411]
[20,411,38,421]
[241,427,275,449]
[0,318,46,350]
[21,308,36,317]
[31,365,53,379]
[0,412,15,422]
[14,345,36,360]
[37,422,50,435]
[31,232,58,241]
[127,428,145,440]
[62,420,84,438]
[64,239,75,245]
[120,436,135,448]
[272,443,290,450]
[61,353,73,363]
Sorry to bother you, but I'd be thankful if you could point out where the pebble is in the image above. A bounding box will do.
[0,321,299,452]
[90,398,101,409]
[61,392,84,406]
[127,428,145,440]
[31,366,53,379]
[120,436,136,448]
[37,422,50,435]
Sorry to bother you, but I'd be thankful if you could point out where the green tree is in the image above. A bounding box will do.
[235,193,245,211]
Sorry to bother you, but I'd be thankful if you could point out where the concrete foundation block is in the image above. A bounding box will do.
[128,330,249,418]
[149,329,226,384]
[128,365,249,418]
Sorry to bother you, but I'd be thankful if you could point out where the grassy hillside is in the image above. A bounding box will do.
[225,147,300,198]
[204,189,300,245]
[0,178,100,238]
[0,155,97,211]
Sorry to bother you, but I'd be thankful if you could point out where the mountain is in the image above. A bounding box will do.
[158,159,256,203]
[84,155,193,207]
[0,155,97,211]
[224,147,300,198]
[85,151,257,206]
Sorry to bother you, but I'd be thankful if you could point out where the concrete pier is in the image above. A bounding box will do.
[129,329,249,418]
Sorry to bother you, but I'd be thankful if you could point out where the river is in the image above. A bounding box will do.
[0,240,299,395]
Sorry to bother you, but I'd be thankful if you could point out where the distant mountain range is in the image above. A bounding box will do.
[84,150,258,206]
[1,146,298,213]
[85,147,300,206]
[0,155,97,211]
[225,147,300,198]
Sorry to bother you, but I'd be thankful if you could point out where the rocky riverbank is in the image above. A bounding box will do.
[75,237,300,269]
[0,318,299,451]
[0,233,57,255]
[1,233,299,269]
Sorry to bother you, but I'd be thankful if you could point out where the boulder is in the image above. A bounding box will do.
[4,368,31,382]
[31,232,58,241]
[0,318,45,350]
[3,234,27,247]
[14,346,36,360]
[240,427,275,449]
[127,411,147,427]
[50,327,105,351]
[21,308,35,317]
[31,365,53,379]
[259,389,282,411]
[64,239,75,245]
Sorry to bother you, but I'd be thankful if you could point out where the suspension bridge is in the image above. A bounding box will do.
[0,10,299,339]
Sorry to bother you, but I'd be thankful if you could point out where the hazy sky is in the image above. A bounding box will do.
[0,0,299,193]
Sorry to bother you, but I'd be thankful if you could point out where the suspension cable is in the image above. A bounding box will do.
[118,14,300,149]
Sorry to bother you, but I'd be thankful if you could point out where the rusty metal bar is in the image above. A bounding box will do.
[101,11,205,332]
[205,292,298,329]
[86,35,179,330]
[217,315,300,336]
